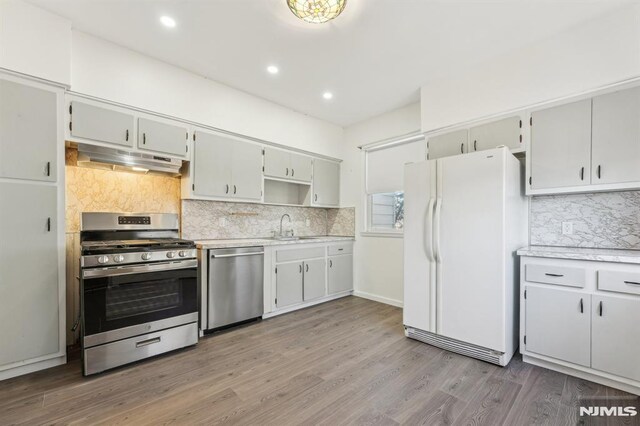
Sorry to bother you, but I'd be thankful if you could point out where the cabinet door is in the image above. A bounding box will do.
[70,101,134,148]
[525,286,590,367]
[303,259,326,301]
[0,79,57,182]
[592,295,640,381]
[276,262,303,308]
[592,87,640,185]
[530,100,591,190]
[469,116,521,152]
[231,141,263,200]
[192,131,233,198]
[312,159,340,207]
[264,147,290,179]
[138,118,188,157]
[0,182,59,366]
[427,129,467,160]
[290,153,313,183]
[328,255,353,294]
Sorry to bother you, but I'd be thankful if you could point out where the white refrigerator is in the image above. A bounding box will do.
[403,147,526,366]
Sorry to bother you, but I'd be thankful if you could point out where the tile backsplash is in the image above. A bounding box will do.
[530,191,640,250]
[181,200,355,240]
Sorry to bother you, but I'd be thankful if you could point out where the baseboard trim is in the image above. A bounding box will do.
[0,355,67,381]
[262,291,353,319]
[353,290,403,308]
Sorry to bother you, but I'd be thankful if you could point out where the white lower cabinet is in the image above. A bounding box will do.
[520,256,640,395]
[328,254,353,294]
[276,262,303,308]
[303,259,326,301]
[268,241,353,314]
[591,295,640,382]
[525,286,590,367]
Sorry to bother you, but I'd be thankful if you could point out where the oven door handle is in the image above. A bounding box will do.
[82,260,197,279]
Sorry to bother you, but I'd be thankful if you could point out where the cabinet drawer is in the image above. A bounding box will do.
[328,243,353,256]
[598,270,640,296]
[276,246,325,263]
[525,264,586,288]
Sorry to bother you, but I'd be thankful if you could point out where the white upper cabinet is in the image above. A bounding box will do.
[264,147,312,183]
[230,141,263,200]
[312,159,340,207]
[591,87,640,185]
[469,116,522,152]
[530,99,592,191]
[427,129,467,160]
[191,130,262,201]
[138,118,189,158]
[591,294,640,382]
[70,101,134,148]
[0,78,58,182]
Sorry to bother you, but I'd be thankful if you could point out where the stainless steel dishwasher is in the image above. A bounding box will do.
[206,246,264,331]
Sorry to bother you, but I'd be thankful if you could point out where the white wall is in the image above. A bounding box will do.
[0,0,71,85]
[341,102,421,306]
[71,31,344,159]
[421,4,640,131]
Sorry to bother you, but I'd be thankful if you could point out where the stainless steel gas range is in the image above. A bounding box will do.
[80,212,198,375]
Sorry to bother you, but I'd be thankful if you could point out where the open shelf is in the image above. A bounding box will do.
[263,178,311,207]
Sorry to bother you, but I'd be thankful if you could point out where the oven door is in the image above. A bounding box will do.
[82,260,198,348]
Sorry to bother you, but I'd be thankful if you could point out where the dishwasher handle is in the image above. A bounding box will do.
[211,251,264,259]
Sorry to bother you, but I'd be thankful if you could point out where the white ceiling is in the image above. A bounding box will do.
[30,0,632,126]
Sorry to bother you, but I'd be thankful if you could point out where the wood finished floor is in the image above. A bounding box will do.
[0,296,637,425]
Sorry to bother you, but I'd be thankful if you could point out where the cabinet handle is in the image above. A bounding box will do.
[47,217,51,232]
[544,273,564,277]
[460,143,464,154]
[292,169,295,177]
[597,165,601,179]
[474,140,477,151]
[579,298,583,314]
[598,301,603,317]
[143,133,146,144]
[624,280,640,286]
[125,129,129,141]
[306,264,309,272]
[299,264,302,273]
[45,161,51,177]
[136,337,161,348]
[314,194,318,202]
[329,260,333,268]
[580,167,584,181]
[286,168,289,176]
[233,185,237,195]
[225,184,229,194]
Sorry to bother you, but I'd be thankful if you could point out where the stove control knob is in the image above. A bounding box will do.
[141,253,152,261]
[113,255,125,263]
[97,255,110,265]
[178,250,188,258]
[166,251,177,259]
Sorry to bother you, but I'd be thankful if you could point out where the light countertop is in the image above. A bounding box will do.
[517,245,640,264]
[196,236,355,250]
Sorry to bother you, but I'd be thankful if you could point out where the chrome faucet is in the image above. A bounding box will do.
[279,214,292,237]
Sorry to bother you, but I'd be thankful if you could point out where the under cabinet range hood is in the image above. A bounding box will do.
[75,144,183,176]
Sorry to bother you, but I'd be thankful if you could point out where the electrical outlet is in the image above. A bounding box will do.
[305,219,311,227]
[562,221,573,235]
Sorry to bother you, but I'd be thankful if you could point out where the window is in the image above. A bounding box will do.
[370,192,404,230]
[363,133,425,235]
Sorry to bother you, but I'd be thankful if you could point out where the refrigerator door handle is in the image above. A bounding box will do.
[433,197,443,263]
[425,198,436,262]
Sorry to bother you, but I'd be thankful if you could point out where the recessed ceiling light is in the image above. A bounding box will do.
[267,65,279,75]
[160,16,176,28]
[323,92,334,100]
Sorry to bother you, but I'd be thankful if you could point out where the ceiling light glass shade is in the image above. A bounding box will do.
[287,0,347,24]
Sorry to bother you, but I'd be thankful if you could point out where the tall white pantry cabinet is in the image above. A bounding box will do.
[0,73,66,380]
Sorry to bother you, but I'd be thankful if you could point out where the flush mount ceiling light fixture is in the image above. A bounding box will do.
[287,0,347,24]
